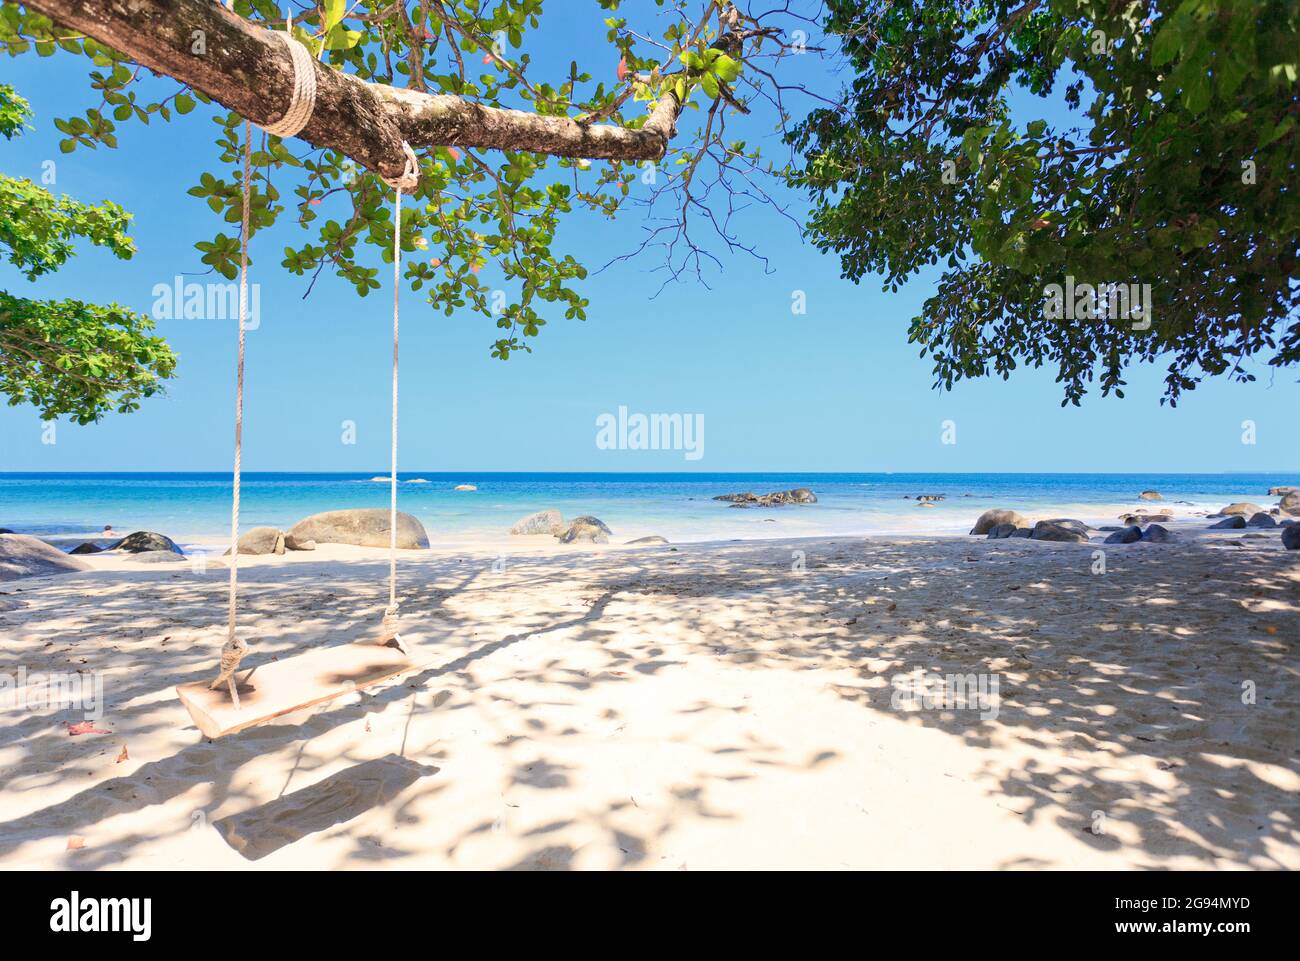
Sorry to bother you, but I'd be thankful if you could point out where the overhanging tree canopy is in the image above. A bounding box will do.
[3,0,823,380]
[790,0,1299,404]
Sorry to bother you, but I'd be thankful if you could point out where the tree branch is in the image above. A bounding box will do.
[24,0,684,182]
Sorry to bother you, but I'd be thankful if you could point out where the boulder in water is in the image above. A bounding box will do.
[287,509,429,549]
[558,516,611,544]
[1,534,91,581]
[1138,490,1163,500]
[69,542,104,555]
[510,509,564,536]
[970,509,1028,535]
[454,484,477,491]
[713,488,816,507]
[1280,490,1300,515]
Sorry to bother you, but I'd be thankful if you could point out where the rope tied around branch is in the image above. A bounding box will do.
[259,26,317,139]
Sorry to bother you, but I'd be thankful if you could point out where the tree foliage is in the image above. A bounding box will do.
[1,0,817,368]
[0,81,176,423]
[790,0,1299,404]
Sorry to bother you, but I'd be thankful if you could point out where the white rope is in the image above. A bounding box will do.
[379,144,419,645]
[259,28,317,139]
[210,120,254,710]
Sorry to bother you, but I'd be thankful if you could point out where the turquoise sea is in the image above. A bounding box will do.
[1,472,1294,553]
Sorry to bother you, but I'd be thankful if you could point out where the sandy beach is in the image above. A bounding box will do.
[1,519,1296,870]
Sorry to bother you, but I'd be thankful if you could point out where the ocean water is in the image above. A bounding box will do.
[0,472,1293,553]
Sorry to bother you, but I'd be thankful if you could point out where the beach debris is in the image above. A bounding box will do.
[288,508,429,549]
[969,509,1028,535]
[66,836,86,851]
[106,531,184,555]
[65,721,109,736]
[558,516,612,544]
[510,509,565,536]
[714,488,817,507]
[116,744,129,763]
[626,536,669,545]
[1138,490,1163,500]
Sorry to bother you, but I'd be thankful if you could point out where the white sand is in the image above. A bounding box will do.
[1,525,1296,869]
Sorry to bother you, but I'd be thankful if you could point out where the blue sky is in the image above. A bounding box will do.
[1,8,1297,474]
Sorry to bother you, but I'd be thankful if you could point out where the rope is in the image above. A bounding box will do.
[208,4,420,701]
[210,120,254,710]
[379,143,419,654]
[259,28,317,139]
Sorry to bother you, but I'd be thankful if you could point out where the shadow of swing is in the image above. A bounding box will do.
[212,754,439,861]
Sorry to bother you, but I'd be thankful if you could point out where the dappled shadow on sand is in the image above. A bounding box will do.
[0,533,1296,868]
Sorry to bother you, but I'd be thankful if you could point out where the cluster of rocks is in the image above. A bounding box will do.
[1103,524,1172,544]
[971,509,1165,545]
[63,530,188,564]
[1207,513,1280,530]
[713,488,817,508]
[508,509,667,546]
[969,484,1300,551]
[61,508,434,564]
[1203,490,1300,548]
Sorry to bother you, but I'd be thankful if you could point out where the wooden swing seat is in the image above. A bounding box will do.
[176,635,435,739]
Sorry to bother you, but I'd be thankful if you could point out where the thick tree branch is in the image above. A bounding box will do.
[24,0,683,181]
